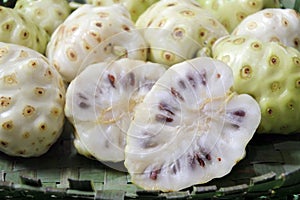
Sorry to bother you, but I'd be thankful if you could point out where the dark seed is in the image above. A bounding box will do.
[188,154,197,169]
[155,114,173,123]
[78,93,88,100]
[79,102,90,109]
[171,87,184,101]
[150,169,161,180]
[187,75,196,88]
[159,102,175,115]
[108,74,116,88]
[178,80,186,89]
[128,72,135,86]
[233,110,246,117]
[231,124,240,129]
[205,154,211,161]
[196,153,205,167]
[199,71,207,86]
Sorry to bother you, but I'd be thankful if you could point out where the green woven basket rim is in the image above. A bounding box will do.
[1,0,300,199]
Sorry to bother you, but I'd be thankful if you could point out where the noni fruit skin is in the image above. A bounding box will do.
[14,0,71,35]
[46,4,147,83]
[195,0,264,33]
[212,35,300,134]
[0,42,66,157]
[135,0,229,66]
[0,6,49,54]
[87,0,159,22]
[232,8,300,51]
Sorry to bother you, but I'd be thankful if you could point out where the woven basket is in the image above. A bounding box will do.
[1,121,300,200]
[1,0,300,199]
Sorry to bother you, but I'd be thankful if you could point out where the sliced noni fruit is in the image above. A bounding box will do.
[124,57,261,192]
[0,42,65,157]
[65,58,166,162]
[212,35,300,134]
[46,4,147,82]
[232,8,300,51]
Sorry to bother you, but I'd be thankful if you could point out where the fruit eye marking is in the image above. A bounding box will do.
[155,114,173,123]
[269,55,280,66]
[0,140,8,147]
[171,87,184,101]
[22,105,35,117]
[0,96,11,107]
[107,74,116,88]
[3,74,18,85]
[159,102,175,115]
[2,120,13,130]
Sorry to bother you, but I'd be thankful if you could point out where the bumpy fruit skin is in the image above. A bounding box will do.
[87,0,158,22]
[0,42,66,157]
[232,8,300,51]
[135,0,229,66]
[0,6,49,54]
[14,0,71,35]
[125,57,261,191]
[46,4,148,83]
[212,35,300,134]
[196,0,264,33]
[65,58,166,162]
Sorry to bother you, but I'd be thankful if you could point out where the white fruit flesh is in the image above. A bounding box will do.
[65,58,166,162]
[125,57,261,191]
[0,42,65,157]
[46,4,147,82]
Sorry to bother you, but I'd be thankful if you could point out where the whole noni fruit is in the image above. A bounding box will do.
[0,42,65,157]
[212,35,300,134]
[46,4,147,82]
[0,6,49,54]
[14,0,72,35]
[232,8,300,51]
[86,0,159,22]
[135,0,229,66]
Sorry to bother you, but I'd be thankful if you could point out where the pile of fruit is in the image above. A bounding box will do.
[0,0,299,192]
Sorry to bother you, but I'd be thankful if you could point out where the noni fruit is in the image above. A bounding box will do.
[0,42,65,157]
[46,4,147,82]
[212,35,300,134]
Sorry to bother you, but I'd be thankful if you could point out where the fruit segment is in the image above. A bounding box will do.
[125,57,261,192]
[65,58,166,162]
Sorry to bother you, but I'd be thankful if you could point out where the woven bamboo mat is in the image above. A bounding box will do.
[1,121,300,199]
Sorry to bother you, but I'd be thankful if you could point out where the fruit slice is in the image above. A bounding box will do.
[124,57,261,192]
[65,58,166,162]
